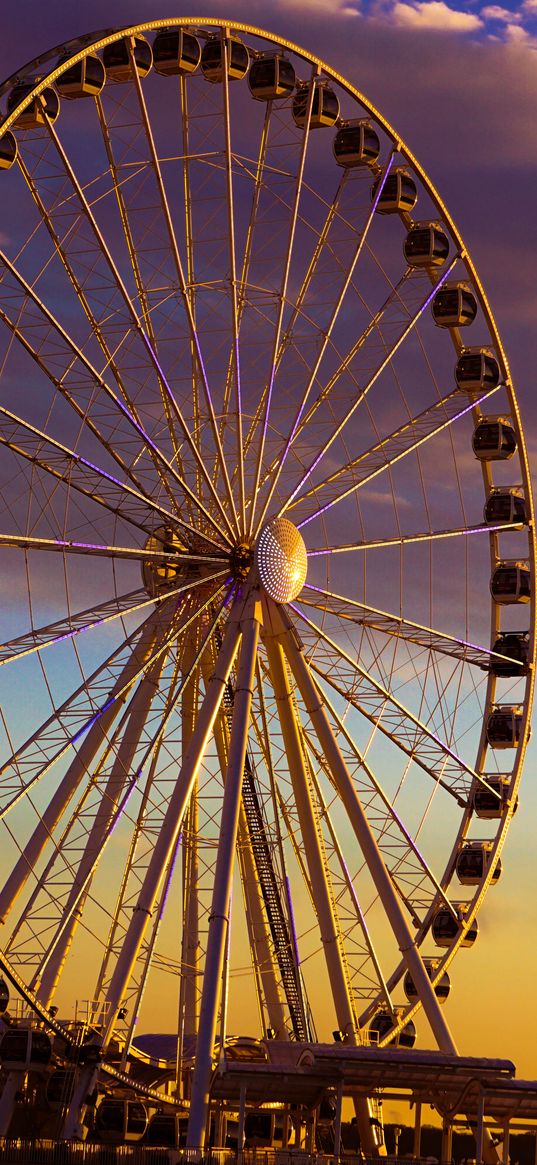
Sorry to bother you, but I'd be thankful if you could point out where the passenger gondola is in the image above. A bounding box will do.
[403,960,450,1004]
[0,132,17,170]
[431,905,478,948]
[200,36,249,83]
[456,842,501,886]
[102,37,152,82]
[333,121,380,168]
[0,978,9,1012]
[7,83,59,128]
[472,418,517,461]
[484,487,527,525]
[152,29,201,75]
[145,1112,184,1147]
[490,561,531,604]
[368,1010,416,1049]
[455,348,500,393]
[403,223,449,267]
[292,82,339,129]
[490,632,530,677]
[248,55,295,100]
[55,54,106,98]
[0,1028,52,1071]
[372,168,417,214]
[472,775,515,819]
[96,1098,148,1143]
[432,283,477,328]
[486,705,524,748]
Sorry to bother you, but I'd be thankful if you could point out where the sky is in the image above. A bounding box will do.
[1,0,537,1102]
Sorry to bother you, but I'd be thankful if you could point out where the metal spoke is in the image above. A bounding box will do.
[307,521,523,555]
[120,41,238,536]
[0,250,231,551]
[221,30,245,533]
[278,256,459,516]
[300,582,518,671]
[246,63,318,537]
[0,405,183,536]
[0,531,227,565]
[290,600,490,799]
[255,151,397,533]
[0,586,170,668]
[15,148,188,524]
[292,385,501,528]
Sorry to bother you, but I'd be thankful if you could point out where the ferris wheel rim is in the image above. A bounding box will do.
[0,16,533,1108]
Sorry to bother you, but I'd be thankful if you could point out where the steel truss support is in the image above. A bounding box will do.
[264,597,458,1058]
[0,615,160,926]
[35,646,168,1007]
[206,657,288,1045]
[186,588,262,1149]
[61,597,244,1140]
[262,597,382,1157]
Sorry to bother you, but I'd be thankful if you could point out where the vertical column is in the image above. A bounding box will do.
[334,1079,344,1162]
[413,1102,422,1160]
[442,1119,453,1164]
[476,1092,485,1165]
[238,1084,247,1160]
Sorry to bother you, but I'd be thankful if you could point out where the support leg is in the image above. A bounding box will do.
[269,598,457,1056]
[186,594,261,1149]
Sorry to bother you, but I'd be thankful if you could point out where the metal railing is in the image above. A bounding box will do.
[0,1143,447,1165]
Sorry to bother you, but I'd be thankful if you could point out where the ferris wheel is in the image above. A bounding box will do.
[0,17,534,1148]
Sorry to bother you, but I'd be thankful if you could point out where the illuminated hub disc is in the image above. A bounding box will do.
[255,518,307,603]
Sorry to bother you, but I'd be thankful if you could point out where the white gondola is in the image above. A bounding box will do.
[372,168,417,214]
[333,121,380,168]
[484,487,527,525]
[432,283,477,327]
[102,37,152,82]
[55,54,105,98]
[0,1028,52,1071]
[292,82,339,129]
[403,959,450,1004]
[486,704,524,748]
[152,29,201,76]
[431,905,478,948]
[472,417,517,461]
[455,347,500,392]
[472,775,516,819]
[490,560,531,604]
[145,1112,185,1147]
[7,83,59,128]
[0,132,17,170]
[96,1099,148,1143]
[456,842,501,886]
[491,632,530,677]
[248,55,295,100]
[0,978,9,1013]
[368,1009,416,1048]
[403,222,449,268]
[200,36,249,83]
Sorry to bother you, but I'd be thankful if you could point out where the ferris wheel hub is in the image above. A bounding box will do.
[229,540,254,581]
[255,518,307,603]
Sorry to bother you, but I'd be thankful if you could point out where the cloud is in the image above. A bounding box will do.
[481,4,522,20]
[389,1,483,31]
